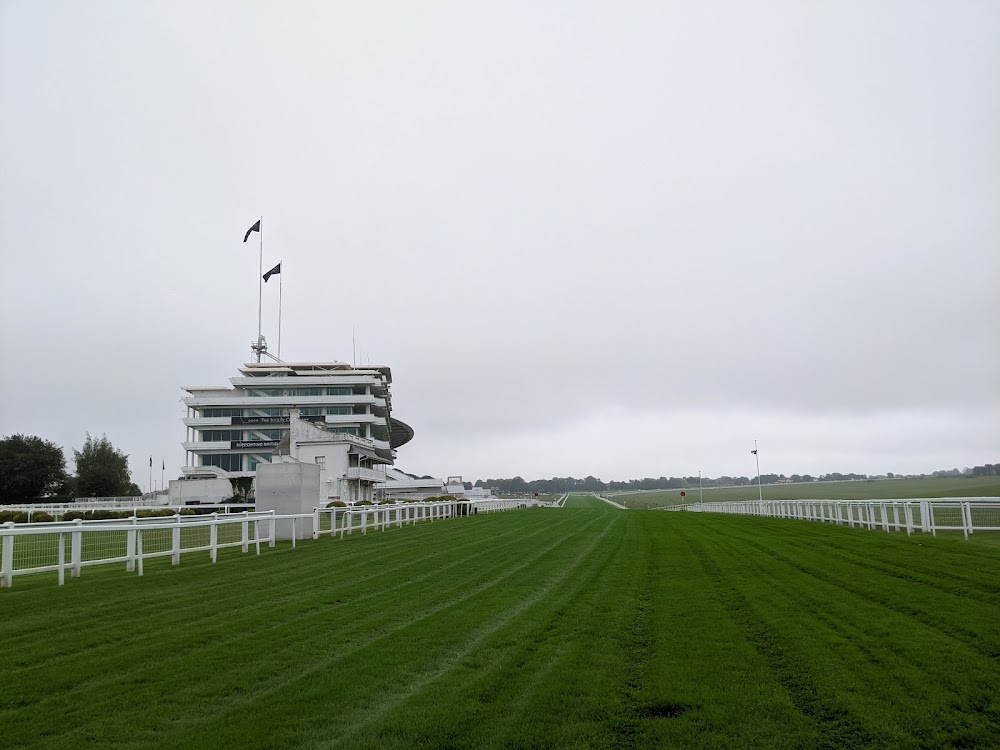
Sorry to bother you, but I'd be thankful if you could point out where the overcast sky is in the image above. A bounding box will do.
[1,1,997,488]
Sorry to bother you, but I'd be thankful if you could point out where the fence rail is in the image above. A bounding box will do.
[681,497,1000,539]
[0,504,254,521]
[0,499,542,588]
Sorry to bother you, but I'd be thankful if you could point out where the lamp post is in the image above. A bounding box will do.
[752,440,763,504]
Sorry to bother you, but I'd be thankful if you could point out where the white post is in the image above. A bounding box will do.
[291,516,297,549]
[58,531,65,586]
[962,501,971,540]
[362,510,368,535]
[2,523,15,588]
[136,529,144,577]
[172,514,181,565]
[313,508,320,540]
[126,516,137,572]
[254,520,261,555]
[269,511,276,548]
[72,519,83,577]
[210,513,218,563]
[241,511,249,553]
[928,504,937,536]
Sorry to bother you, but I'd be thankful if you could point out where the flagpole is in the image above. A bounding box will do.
[257,216,263,362]
[277,261,282,359]
[754,439,763,504]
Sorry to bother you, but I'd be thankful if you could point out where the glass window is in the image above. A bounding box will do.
[326,387,352,396]
[254,408,289,417]
[201,454,242,471]
[299,407,323,416]
[326,406,353,415]
[329,426,359,436]
[245,429,282,440]
[289,387,322,397]
[200,430,242,442]
[315,456,326,470]
[202,407,243,418]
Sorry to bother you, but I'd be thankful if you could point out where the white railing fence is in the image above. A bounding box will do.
[0,499,541,589]
[0,504,253,522]
[682,497,1000,539]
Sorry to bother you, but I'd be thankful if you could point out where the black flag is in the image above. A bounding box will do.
[243,219,261,242]
[751,449,757,455]
[263,262,281,282]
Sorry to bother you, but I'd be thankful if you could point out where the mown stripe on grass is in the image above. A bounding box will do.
[680,528,878,750]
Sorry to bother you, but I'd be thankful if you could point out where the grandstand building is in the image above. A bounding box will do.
[178,361,414,503]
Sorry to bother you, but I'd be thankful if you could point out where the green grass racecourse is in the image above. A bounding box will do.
[2,496,999,748]
[616,475,1000,508]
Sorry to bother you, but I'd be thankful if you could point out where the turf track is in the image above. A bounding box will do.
[1,495,998,748]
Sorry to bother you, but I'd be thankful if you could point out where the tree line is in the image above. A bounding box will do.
[472,463,999,495]
[0,433,141,505]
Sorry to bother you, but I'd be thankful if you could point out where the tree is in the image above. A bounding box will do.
[0,434,68,504]
[73,433,139,498]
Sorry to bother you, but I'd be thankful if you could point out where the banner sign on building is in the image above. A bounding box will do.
[231,440,281,449]
[232,416,286,425]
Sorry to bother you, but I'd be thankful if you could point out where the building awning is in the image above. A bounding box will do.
[349,445,389,463]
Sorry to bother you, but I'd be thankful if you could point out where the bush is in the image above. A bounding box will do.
[30,511,54,523]
[0,511,13,523]
[62,511,85,521]
[355,500,373,506]
[326,501,347,508]
[179,508,196,516]
[10,512,28,523]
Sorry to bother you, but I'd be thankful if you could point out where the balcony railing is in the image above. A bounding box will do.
[345,467,386,482]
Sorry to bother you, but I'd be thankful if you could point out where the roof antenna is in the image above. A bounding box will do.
[352,326,356,368]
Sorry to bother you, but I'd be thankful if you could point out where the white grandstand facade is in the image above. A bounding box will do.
[180,361,414,503]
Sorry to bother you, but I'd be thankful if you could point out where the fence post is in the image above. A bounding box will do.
[126,516,137,572]
[58,531,65,586]
[291,516,297,549]
[962,502,971,540]
[362,510,368,535]
[172,514,181,565]
[313,508,320,540]
[2,523,14,588]
[72,519,83,577]
[210,513,218,563]
[241,511,249,553]
[269,511,276,548]
[136,529,145,576]
[928,504,936,536]
[253,520,261,556]
[891,503,900,532]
